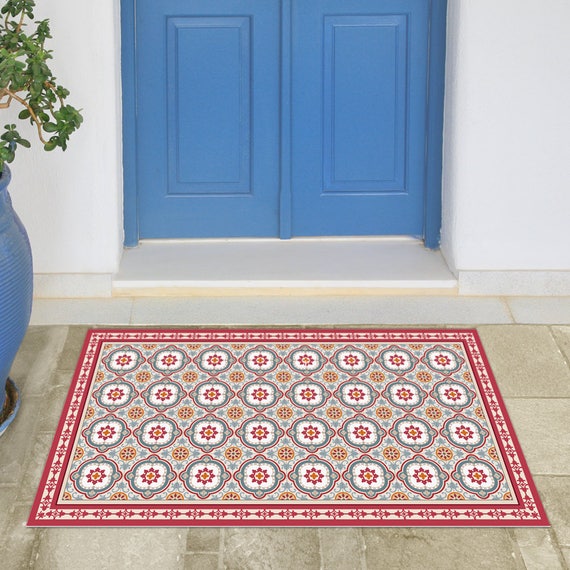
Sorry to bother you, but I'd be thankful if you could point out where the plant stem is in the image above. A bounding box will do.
[15,8,25,33]
[0,88,47,144]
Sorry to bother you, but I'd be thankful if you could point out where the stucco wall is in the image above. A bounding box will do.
[6,0,570,286]
[9,0,123,275]
[441,0,570,271]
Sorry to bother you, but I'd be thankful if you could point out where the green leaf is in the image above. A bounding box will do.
[0,0,81,164]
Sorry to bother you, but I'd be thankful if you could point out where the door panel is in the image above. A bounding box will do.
[133,0,433,239]
[136,0,280,238]
[291,0,429,236]
[167,17,251,194]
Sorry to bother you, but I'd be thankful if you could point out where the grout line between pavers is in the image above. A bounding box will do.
[502,297,517,324]
[549,326,570,373]
[532,474,570,479]
[28,527,45,569]
[547,527,570,570]
[218,528,225,570]
[128,297,136,326]
[317,528,325,570]
[504,396,570,401]
[505,528,528,569]
[357,528,368,570]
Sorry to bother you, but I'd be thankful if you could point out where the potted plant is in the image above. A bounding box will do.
[0,0,82,435]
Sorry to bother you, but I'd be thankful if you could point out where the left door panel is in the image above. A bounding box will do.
[136,0,281,238]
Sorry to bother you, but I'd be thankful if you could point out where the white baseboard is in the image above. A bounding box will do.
[34,273,113,298]
[458,271,570,296]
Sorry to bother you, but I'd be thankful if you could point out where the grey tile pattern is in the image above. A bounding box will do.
[1,323,569,569]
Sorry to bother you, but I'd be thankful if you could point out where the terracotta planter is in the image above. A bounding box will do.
[0,166,33,435]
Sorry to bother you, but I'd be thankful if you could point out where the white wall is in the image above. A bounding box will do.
[9,0,123,275]
[5,0,570,293]
[441,0,570,272]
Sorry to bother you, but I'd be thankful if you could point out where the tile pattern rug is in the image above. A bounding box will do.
[28,329,548,526]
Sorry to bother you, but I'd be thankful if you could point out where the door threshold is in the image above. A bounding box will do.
[113,238,457,296]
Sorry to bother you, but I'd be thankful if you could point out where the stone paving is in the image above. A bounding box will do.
[1,325,569,569]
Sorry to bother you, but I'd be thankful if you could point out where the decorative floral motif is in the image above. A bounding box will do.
[188,380,235,411]
[382,446,401,461]
[286,381,332,412]
[332,346,371,373]
[287,415,334,452]
[125,456,176,498]
[236,415,284,452]
[149,346,189,373]
[134,415,182,452]
[441,415,489,452]
[382,381,427,412]
[103,346,144,374]
[240,347,280,375]
[343,456,394,498]
[335,381,380,412]
[339,415,386,452]
[181,456,230,498]
[237,381,284,411]
[452,456,504,499]
[422,346,464,373]
[289,455,340,498]
[70,456,121,498]
[286,347,326,374]
[389,414,437,452]
[195,346,236,374]
[141,379,185,412]
[93,381,138,412]
[430,380,476,412]
[82,415,130,452]
[186,415,232,452]
[397,457,449,499]
[378,346,418,373]
[235,455,285,498]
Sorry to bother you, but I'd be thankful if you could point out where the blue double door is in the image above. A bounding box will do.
[135,0,432,239]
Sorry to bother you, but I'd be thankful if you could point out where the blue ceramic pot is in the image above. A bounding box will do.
[0,166,33,435]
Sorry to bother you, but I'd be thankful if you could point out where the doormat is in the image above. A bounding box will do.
[29,329,548,527]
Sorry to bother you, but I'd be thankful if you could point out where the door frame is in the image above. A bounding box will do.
[121,0,447,248]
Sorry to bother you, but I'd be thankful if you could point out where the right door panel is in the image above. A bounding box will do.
[290,0,429,236]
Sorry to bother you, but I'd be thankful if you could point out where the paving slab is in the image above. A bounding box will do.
[10,326,68,396]
[0,503,39,570]
[504,399,570,475]
[186,527,221,553]
[222,528,321,570]
[0,395,43,486]
[477,326,570,397]
[0,486,16,535]
[507,298,570,325]
[57,325,90,372]
[362,528,519,569]
[32,528,184,570]
[130,296,512,326]
[551,326,570,365]
[184,553,219,570]
[511,529,564,570]
[533,476,570,547]
[319,528,366,570]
